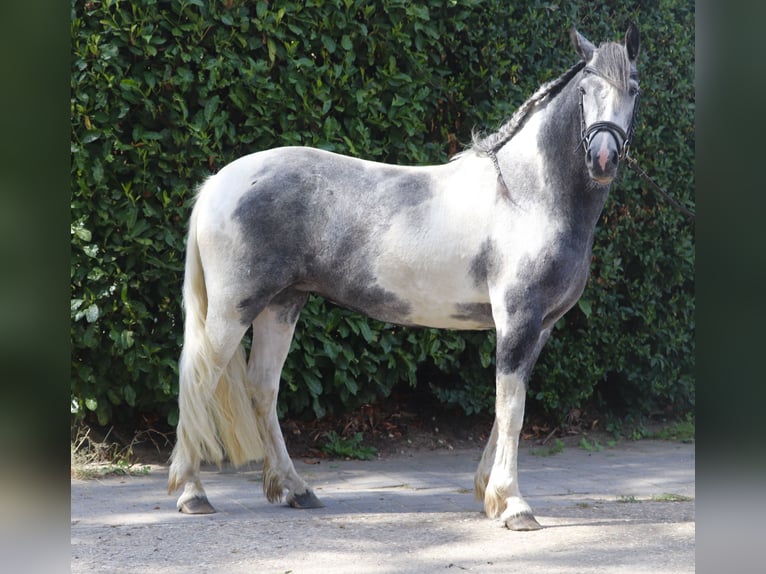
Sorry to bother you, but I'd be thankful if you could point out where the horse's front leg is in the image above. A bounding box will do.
[480,310,550,531]
[484,369,540,530]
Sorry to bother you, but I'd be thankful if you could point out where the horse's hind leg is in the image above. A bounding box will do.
[248,291,323,509]
[170,313,252,514]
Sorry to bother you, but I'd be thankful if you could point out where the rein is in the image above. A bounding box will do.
[624,155,696,222]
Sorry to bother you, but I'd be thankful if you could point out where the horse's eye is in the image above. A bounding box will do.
[578,86,586,95]
[629,85,639,97]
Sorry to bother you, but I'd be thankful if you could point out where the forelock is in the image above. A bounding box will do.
[590,42,636,90]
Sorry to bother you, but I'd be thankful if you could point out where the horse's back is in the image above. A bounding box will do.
[197,146,438,263]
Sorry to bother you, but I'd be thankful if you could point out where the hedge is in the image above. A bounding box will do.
[70,0,694,429]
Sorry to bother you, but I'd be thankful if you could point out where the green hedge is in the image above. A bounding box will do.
[70,0,694,428]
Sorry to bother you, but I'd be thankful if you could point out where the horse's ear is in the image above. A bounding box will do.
[570,27,595,61]
[625,22,640,61]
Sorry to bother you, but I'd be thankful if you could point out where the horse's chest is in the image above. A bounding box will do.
[515,241,591,324]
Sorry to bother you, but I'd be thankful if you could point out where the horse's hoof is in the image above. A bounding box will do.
[287,489,324,509]
[178,496,217,514]
[505,512,542,531]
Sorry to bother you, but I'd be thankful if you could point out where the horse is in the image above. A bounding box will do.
[168,24,641,531]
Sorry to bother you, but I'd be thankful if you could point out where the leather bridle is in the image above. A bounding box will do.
[576,67,640,162]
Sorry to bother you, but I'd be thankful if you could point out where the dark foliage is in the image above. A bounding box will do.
[71,0,694,428]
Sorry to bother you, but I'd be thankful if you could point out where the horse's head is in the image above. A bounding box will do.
[571,24,640,185]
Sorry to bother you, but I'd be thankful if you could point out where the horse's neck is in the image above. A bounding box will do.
[505,83,610,231]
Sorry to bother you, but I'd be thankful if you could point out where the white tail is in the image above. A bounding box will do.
[168,193,265,493]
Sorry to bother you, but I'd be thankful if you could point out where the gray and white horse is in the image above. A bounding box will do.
[168,24,640,530]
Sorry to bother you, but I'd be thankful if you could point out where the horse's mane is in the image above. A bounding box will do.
[466,60,586,157]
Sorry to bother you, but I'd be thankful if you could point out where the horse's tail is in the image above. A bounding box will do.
[168,185,265,493]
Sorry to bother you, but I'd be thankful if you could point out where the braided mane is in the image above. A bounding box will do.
[468,60,586,156]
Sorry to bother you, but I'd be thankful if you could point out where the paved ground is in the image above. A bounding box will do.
[71,439,694,573]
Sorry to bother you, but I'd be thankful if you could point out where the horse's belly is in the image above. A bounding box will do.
[403,300,495,330]
[369,254,494,330]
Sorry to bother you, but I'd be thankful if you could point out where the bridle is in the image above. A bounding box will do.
[576,66,640,162]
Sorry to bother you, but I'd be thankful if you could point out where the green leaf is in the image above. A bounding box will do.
[84,304,99,323]
[578,299,592,318]
[120,330,135,349]
[124,384,136,406]
[343,377,359,396]
[176,67,194,86]
[322,35,336,54]
[83,244,99,258]
[73,225,92,242]
[358,321,375,344]
[203,95,220,122]
[321,339,339,360]
[92,160,104,184]
[255,1,267,19]
[107,388,121,405]
[303,372,323,397]
[312,396,326,418]
[81,132,101,145]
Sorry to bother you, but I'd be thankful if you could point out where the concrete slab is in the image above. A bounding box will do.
[71,440,694,573]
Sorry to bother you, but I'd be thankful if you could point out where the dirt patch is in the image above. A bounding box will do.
[277,400,643,461]
[76,401,499,466]
[281,402,494,459]
[75,396,684,468]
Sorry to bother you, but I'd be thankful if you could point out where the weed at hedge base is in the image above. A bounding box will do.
[530,438,565,457]
[579,436,604,452]
[70,426,151,479]
[320,431,378,461]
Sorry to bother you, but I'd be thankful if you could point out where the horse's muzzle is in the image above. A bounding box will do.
[585,130,620,184]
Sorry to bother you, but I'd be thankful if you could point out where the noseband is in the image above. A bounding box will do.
[576,67,640,161]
